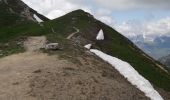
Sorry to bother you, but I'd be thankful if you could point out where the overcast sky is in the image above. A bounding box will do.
[22,0,170,42]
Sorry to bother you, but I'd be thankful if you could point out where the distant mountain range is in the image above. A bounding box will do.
[0,0,170,99]
[129,35,170,59]
[0,0,49,27]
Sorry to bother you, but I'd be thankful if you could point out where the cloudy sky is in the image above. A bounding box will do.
[22,0,170,42]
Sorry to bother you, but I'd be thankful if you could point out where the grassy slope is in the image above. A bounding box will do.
[0,3,19,27]
[96,24,170,91]
[47,10,170,91]
[0,9,170,91]
[159,55,170,68]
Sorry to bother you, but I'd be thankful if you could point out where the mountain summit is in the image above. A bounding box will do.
[0,0,170,100]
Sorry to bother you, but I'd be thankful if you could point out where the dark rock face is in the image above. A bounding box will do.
[1,0,49,22]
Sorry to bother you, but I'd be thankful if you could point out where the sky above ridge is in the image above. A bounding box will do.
[22,0,170,42]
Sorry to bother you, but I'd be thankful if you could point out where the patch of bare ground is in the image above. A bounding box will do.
[0,36,168,100]
[29,51,150,100]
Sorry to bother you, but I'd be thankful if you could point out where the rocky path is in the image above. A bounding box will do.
[66,27,80,39]
[0,36,158,100]
[0,36,49,100]
[23,36,46,52]
[1,0,169,99]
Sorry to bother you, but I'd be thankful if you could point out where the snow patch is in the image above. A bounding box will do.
[90,49,163,100]
[33,14,43,22]
[96,29,104,40]
[84,44,92,49]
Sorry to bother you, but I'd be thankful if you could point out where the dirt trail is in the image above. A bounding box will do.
[0,36,49,100]
[66,27,79,39]
[0,36,168,100]
[0,52,49,100]
[24,36,46,52]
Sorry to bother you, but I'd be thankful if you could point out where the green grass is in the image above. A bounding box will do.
[0,9,77,57]
[70,13,170,91]
[0,3,20,27]
[0,9,170,91]
[0,40,25,58]
[95,24,170,91]
[51,10,170,91]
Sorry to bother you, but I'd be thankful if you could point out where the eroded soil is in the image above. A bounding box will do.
[0,36,168,100]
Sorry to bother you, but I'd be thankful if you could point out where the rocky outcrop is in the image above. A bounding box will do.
[45,43,60,50]
[2,0,49,22]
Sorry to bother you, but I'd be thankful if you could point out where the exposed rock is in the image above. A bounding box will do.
[33,69,42,73]
[20,7,36,22]
[8,8,15,13]
[0,53,3,56]
[4,43,9,47]
[17,42,22,45]
[3,0,8,4]
[2,0,49,22]
[45,43,60,50]
[24,36,47,52]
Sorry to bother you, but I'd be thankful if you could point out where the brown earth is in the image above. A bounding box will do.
[0,36,168,100]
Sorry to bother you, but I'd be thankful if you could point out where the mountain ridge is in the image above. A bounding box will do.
[0,0,49,27]
[0,0,170,99]
[159,54,170,68]
[130,34,170,59]
[43,9,170,91]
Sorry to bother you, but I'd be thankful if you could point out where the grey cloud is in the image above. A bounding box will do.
[93,0,170,10]
[21,0,170,41]
[22,0,92,19]
[114,17,170,42]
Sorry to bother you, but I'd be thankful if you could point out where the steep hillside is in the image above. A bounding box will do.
[0,36,151,100]
[0,0,170,99]
[159,55,170,68]
[1,5,170,91]
[0,0,49,27]
[44,10,170,91]
[0,0,49,57]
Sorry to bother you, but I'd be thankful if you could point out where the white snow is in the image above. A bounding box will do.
[90,49,163,100]
[33,14,43,22]
[96,29,104,40]
[84,44,92,49]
